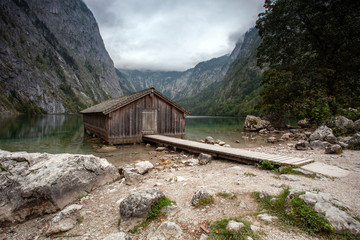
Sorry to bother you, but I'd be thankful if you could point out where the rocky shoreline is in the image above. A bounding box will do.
[1,115,360,239]
[1,143,360,239]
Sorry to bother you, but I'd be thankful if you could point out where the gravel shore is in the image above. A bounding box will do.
[1,141,359,240]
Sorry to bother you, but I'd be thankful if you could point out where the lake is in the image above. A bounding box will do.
[0,114,270,157]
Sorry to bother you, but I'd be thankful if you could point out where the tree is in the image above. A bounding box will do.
[256,0,360,123]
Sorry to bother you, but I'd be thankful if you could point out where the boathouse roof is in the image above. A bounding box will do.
[80,87,190,115]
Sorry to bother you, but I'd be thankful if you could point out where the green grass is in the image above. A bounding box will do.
[216,192,236,199]
[255,160,281,172]
[208,217,260,240]
[130,197,176,233]
[253,188,360,239]
[244,172,257,177]
[196,195,215,207]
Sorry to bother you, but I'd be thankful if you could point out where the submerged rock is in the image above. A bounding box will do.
[244,115,270,132]
[0,150,119,225]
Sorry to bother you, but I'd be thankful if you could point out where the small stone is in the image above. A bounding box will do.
[226,220,244,232]
[205,136,215,144]
[267,136,277,143]
[103,232,131,240]
[325,144,342,154]
[156,147,167,151]
[257,213,278,222]
[250,225,260,232]
[279,174,300,181]
[135,161,154,174]
[145,143,151,148]
[199,233,208,240]
[198,153,212,165]
[191,189,211,206]
[295,140,309,150]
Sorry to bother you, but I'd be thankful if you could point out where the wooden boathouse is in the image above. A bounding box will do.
[81,88,190,144]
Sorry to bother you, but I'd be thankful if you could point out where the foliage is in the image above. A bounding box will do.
[253,188,360,238]
[196,195,214,207]
[130,197,175,233]
[255,160,281,171]
[347,142,360,150]
[256,0,360,122]
[216,192,236,199]
[208,217,260,240]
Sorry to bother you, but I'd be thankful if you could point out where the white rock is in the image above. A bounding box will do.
[257,213,278,222]
[135,161,154,174]
[226,220,244,232]
[147,221,183,240]
[103,232,131,240]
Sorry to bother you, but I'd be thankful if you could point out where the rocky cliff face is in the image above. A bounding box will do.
[0,0,126,114]
[176,28,262,116]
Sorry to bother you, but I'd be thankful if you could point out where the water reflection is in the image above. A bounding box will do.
[0,114,272,156]
[0,114,93,154]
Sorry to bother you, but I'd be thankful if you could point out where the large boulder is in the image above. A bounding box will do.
[346,133,360,145]
[244,115,270,132]
[309,126,336,143]
[0,150,119,225]
[354,119,360,131]
[295,191,360,234]
[333,116,355,135]
[119,188,165,220]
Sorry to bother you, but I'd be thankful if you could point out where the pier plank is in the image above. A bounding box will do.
[143,135,313,166]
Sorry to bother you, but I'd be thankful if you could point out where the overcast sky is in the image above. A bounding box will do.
[83,0,264,71]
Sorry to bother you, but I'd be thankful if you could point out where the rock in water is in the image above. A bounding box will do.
[244,115,270,132]
[0,150,119,225]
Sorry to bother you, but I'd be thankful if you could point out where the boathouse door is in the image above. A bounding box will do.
[142,109,157,134]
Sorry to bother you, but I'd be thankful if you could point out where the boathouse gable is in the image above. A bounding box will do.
[81,88,190,144]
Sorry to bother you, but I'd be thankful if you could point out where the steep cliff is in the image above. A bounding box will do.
[0,0,126,114]
[177,28,262,116]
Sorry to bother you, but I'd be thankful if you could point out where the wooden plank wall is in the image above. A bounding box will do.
[107,94,186,144]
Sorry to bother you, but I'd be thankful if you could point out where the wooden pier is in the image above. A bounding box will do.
[143,135,313,166]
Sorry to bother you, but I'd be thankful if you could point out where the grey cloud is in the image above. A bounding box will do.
[83,0,264,71]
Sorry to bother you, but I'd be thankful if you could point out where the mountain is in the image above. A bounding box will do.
[0,0,128,114]
[118,54,230,99]
[177,27,262,116]
[118,28,262,117]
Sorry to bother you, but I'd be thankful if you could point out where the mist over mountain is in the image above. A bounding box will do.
[118,28,262,116]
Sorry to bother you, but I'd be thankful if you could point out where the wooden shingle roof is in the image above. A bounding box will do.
[80,88,190,115]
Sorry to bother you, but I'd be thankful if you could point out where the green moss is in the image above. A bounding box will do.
[130,197,176,233]
[216,192,236,199]
[208,217,260,240]
[196,195,214,207]
[256,160,281,172]
[244,172,257,177]
[253,188,340,236]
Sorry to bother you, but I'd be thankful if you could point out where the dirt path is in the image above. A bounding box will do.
[1,142,359,240]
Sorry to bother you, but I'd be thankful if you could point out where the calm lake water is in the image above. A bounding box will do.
[0,114,269,156]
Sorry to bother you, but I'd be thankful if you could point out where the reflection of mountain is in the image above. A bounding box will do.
[0,115,80,139]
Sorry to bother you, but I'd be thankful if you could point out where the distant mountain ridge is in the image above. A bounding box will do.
[119,27,262,116]
[118,54,230,100]
[0,0,129,114]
